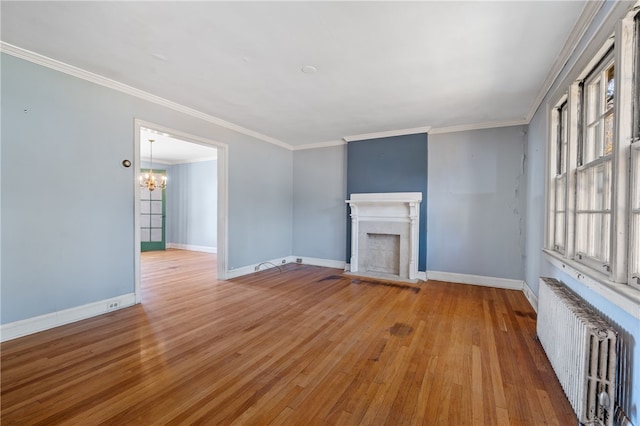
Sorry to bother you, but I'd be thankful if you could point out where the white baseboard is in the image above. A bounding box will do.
[166,243,217,253]
[226,256,348,279]
[293,256,345,269]
[522,281,539,313]
[1,293,136,342]
[226,256,291,279]
[427,271,524,291]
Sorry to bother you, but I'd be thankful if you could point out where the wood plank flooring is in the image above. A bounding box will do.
[1,249,576,425]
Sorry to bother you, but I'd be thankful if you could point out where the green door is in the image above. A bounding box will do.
[140,169,166,252]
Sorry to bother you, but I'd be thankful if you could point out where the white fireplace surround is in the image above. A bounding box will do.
[346,192,422,281]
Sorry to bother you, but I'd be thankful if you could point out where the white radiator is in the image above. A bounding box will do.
[537,277,618,426]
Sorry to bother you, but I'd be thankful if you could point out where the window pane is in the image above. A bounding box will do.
[577,160,611,211]
[633,149,640,211]
[587,79,601,124]
[556,175,566,211]
[585,123,600,163]
[631,147,640,280]
[604,112,614,156]
[151,201,162,214]
[631,214,640,278]
[140,214,151,228]
[150,229,163,242]
[555,212,565,250]
[576,212,610,262]
[560,104,568,174]
[605,64,615,110]
[151,183,163,200]
[583,61,614,164]
[140,186,151,201]
[150,214,163,228]
[554,175,566,251]
[576,160,612,264]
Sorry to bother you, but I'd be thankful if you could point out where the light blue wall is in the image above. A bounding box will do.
[427,126,527,280]
[292,145,346,261]
[166,160,218,249]
[524,2,639,422]
[1,53,292,324]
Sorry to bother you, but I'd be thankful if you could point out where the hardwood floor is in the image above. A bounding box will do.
[1,249,575,425]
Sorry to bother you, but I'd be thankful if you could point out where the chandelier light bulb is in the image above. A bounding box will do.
[140,138,167,191]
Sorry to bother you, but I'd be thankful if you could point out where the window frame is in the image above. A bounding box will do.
[545,5,639,299]
[627,11,640,289]
[574,52,615,274]
[549,98,569,254]
[630,144,640,288]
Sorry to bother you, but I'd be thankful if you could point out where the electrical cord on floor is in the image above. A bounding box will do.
[255,262,282,273]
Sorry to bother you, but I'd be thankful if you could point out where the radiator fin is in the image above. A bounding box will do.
[537,277,618,426]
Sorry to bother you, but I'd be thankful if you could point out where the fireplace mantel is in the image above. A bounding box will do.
[346,192,422,280]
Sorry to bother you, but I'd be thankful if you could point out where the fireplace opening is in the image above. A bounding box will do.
[366,233,400,275]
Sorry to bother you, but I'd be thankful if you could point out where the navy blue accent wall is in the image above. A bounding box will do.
[346,133,428,271]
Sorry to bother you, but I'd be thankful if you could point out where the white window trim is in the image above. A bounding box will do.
[547,94,569,254]
[574,52,615,274]
[544,250,640,319]
[630,144,640,287]
[609,14,635,284]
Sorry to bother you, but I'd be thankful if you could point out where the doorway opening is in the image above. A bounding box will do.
[134,119,229,303]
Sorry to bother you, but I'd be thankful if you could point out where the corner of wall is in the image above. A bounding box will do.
[522,281,539,313]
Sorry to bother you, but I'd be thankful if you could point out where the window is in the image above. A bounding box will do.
[630,145,640,286]
[575,54,614,273]
[627,12,640,288]
[552,101,569,253]
[546,5,639,291]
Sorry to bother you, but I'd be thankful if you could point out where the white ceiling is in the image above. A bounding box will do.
[140,128,217,164]
[1,1,588,148]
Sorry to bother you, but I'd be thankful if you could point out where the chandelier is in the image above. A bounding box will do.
[140,139,167,191]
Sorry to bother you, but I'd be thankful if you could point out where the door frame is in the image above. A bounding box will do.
[134,119,229,303]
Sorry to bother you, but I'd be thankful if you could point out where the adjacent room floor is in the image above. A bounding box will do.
[1,249,576,425]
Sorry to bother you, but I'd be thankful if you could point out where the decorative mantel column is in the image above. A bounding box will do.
[346,192,422,280]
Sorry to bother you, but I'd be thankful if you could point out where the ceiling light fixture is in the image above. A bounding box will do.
[151,52,168,61]
[301,65,317,74]
[140,139,167,191]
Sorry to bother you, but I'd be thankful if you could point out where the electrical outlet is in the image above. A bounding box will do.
[107,301,120,311]
[296,258,303,264]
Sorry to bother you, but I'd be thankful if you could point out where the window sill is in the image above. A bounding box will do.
[543,249,640,320]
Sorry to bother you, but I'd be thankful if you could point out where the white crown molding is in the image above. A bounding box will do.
[343,126,432,143]
[0,42,293,151]
[429,119,527,135]
[526,1,605,122]
[298,118,538,147]
[293,140,345,151]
